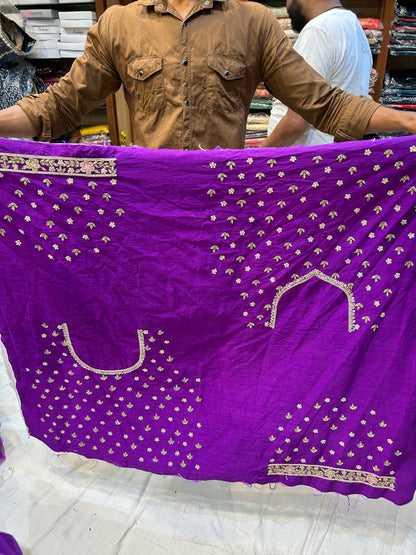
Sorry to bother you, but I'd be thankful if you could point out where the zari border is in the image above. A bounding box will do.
[270,269,356,332]
[0,153,116,177]
[60,323,145,375]
[267,463,395,491]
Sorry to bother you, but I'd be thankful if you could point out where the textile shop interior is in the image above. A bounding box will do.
[0,0,416,553]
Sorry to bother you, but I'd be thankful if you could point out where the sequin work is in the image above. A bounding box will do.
[0,136,415,505]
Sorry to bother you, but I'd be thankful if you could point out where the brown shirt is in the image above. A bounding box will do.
[17,0,379,149]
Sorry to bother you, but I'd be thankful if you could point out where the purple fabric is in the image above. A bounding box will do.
[0,431,4,465]
[0,533,22,555]
[0,136,415,505]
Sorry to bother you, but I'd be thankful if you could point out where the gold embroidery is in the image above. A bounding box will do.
[60,323,145,375]
[267,463,395,490]
[0,153,116,177]
[270,269,356,332]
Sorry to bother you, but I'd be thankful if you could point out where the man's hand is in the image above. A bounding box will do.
[365,105,416,136]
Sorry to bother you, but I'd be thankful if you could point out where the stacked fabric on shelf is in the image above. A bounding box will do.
[246,84,271,147]
[249,82,273,112]
[389,1,416,56]
[380,69,416,110]
[379,62,416,137]
[359,17,383,55]
[369,67,379,98]
[270,5,298,44]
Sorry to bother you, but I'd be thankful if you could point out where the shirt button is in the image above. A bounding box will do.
[204,0,210,4]
[183,59,188,66]
[183,21,187,27]
[139,70,144,77]
[224,70,230,76]
[158,3,163,7]
[184,100,190,107]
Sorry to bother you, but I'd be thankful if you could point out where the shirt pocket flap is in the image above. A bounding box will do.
[207,55,246,80]
[127,57,163,81]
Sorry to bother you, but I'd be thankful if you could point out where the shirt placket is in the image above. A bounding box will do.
[181,17,191,149]
[180,1,213,149]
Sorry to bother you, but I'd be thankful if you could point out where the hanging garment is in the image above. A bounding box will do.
[0,136,415,505]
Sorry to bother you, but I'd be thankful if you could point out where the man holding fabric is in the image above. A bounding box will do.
[0,0,415,147]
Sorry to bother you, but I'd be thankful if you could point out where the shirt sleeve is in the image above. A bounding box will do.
[17,8,122,141]
[261,11,379,141]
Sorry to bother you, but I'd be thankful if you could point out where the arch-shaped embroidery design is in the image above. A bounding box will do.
[270,269,357,332]
[59,323,146,375]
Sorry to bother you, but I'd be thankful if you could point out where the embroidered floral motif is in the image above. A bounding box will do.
[204,144,416,332]
[0,153,116,177]
[267,463,395,490]
[1,137,415,504]
[266,396,401,489]
[27,323,203,471]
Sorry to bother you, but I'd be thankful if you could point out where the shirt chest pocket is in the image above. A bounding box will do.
[126,57,166,117]
[207,55,247,114]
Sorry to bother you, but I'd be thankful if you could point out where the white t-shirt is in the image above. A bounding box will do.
[267,9,373,145]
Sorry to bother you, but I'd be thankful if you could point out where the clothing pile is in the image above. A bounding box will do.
[369,67,379,98]
[271,5,298,45]
[377,68,416,138]
[245,84,272,147]
[359,18,383,55]
[389,1,416,56]
[380,69,416,110]
[0,5,47,111]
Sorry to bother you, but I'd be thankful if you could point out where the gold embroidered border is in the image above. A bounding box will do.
[270,269,356,332]
[267,463,395,491]
[60,323,145,375]
[0,153,116,177]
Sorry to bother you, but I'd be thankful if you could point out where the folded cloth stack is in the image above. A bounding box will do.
[380,69,416,109]
[389,1,416,56]
[245,112,270,147]
[359,17,383,55]
[369,67,379,97]
[246,83,272,147]
[270,5,298,44]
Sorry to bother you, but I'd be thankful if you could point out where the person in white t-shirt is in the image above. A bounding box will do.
[262,0,373,147]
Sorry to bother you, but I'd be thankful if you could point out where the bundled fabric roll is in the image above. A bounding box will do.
[0,12,35,64]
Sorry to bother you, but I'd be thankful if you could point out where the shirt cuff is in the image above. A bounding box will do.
[16,96,52,141]
[333,96,380,142]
